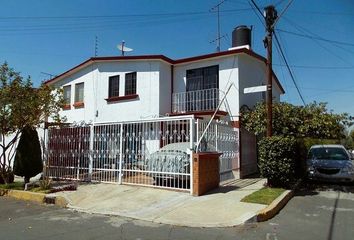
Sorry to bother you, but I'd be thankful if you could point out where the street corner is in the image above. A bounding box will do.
[256,189,294,222]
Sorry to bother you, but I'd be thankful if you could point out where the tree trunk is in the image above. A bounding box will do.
[24,176,30,184]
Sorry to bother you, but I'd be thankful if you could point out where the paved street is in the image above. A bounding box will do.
[1,182,354,240]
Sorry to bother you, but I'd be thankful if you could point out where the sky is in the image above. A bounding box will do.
[0,0,353,116]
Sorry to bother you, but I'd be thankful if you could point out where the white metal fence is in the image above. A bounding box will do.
[44,116,239,191]
[172,88,226,113]
[196,119,239,182]
[45,116,194,191]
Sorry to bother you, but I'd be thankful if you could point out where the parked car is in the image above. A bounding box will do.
[306,144,354,183]
[145,142,191,187]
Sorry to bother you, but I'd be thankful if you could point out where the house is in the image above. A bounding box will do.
[45,48,284,125]
[42,27,284,192]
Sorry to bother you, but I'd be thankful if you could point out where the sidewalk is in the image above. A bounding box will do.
[54,178,267,228]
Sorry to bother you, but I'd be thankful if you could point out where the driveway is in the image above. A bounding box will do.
[54,178,267,227]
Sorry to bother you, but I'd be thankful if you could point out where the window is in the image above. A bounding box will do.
[185,65,219,111]
[75,82,84,103]
[63,85,71,105]
[125,72,137,95]
[109,75,120,98]
[186,65,219,91]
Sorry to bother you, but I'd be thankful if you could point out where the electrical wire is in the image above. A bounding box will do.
[277,28,354,47]
[273,32,306,105]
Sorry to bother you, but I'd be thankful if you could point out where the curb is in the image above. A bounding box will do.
[254,180,302,222]
[256,189,294,222]
[0,189,69,207]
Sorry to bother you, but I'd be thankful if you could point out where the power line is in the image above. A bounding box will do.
[0,9,253,21]
[289,10,354,16]
[273,32,306,105]
[277,29,354,47]
[248,0,265,27]
[249,0,263,17]
[280,17,354,66]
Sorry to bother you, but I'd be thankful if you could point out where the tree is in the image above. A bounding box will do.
[0,62,65,184]
[241,102,352,139]
[241,102,353,187]
[13,126,43,184]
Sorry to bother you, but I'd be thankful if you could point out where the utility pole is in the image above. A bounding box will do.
[264,5,277,137]
[210,0,225,52]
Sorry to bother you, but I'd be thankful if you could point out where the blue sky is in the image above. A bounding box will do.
[0,0,353,116]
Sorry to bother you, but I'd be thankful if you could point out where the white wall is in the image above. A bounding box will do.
[173,56,240,121]
[159,62,172,116]
[53,60,165,123]
[238,54,282,110]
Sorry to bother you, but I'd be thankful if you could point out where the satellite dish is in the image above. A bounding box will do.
[117,40,133,56]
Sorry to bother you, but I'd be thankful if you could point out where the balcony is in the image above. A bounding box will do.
[172,88,226,114]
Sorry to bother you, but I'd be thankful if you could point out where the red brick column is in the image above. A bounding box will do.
[192,152,221,196]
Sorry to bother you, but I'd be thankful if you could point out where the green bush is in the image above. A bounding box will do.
[258,136,297,188]
[13,126,43,183]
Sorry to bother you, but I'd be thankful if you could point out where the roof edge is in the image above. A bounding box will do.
[45,49,284,94]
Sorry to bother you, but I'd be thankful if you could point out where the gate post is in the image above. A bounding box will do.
[189,118,195,195]
[88,124,94,181]
[118,123,124,184]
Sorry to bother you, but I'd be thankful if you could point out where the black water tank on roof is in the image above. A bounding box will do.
[232,25,251,48]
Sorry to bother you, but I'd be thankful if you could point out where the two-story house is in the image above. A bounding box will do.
[45,48,284,125]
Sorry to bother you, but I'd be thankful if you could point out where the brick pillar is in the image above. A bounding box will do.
[192,152,221,196]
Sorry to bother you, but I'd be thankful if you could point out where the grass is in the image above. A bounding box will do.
[0,182,24,190]
[241,187,286,205]
[0,181,51,193]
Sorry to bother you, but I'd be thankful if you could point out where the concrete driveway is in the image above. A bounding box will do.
[54,178,267,227]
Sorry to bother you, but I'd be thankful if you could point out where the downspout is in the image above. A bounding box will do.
[170,65,174,113]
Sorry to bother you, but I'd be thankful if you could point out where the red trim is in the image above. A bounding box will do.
[231,120,240,128]
[173,48,264,64]
[44,48,284,94]
[73,102,84,108]
[105,94,139,103]
[169,110,228,117]
[45,55,174,85]
[62,104,71,110]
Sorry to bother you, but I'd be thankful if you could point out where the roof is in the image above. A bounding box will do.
[310,144,346,149]
[44,48,285,94]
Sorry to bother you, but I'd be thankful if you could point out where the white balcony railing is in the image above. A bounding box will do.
[172,88,224,113]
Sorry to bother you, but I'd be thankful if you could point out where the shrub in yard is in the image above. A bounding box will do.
[0,171,14,184]
[258,136,297,188]
[13,126,43,184]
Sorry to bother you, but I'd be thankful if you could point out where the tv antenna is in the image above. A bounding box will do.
[210,0,225,52]
[94,36,98,57]
[40,72,56,79]
[117,40,133,56]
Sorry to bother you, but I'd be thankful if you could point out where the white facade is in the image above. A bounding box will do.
[47,49,284,124]
[52,60,172,123]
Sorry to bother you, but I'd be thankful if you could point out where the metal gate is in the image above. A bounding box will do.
[45,116,194,192]
[44,116,240,191]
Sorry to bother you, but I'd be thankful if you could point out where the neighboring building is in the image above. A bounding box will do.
[45,48,284,125]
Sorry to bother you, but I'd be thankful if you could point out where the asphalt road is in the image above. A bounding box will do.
[0,182,353,240]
